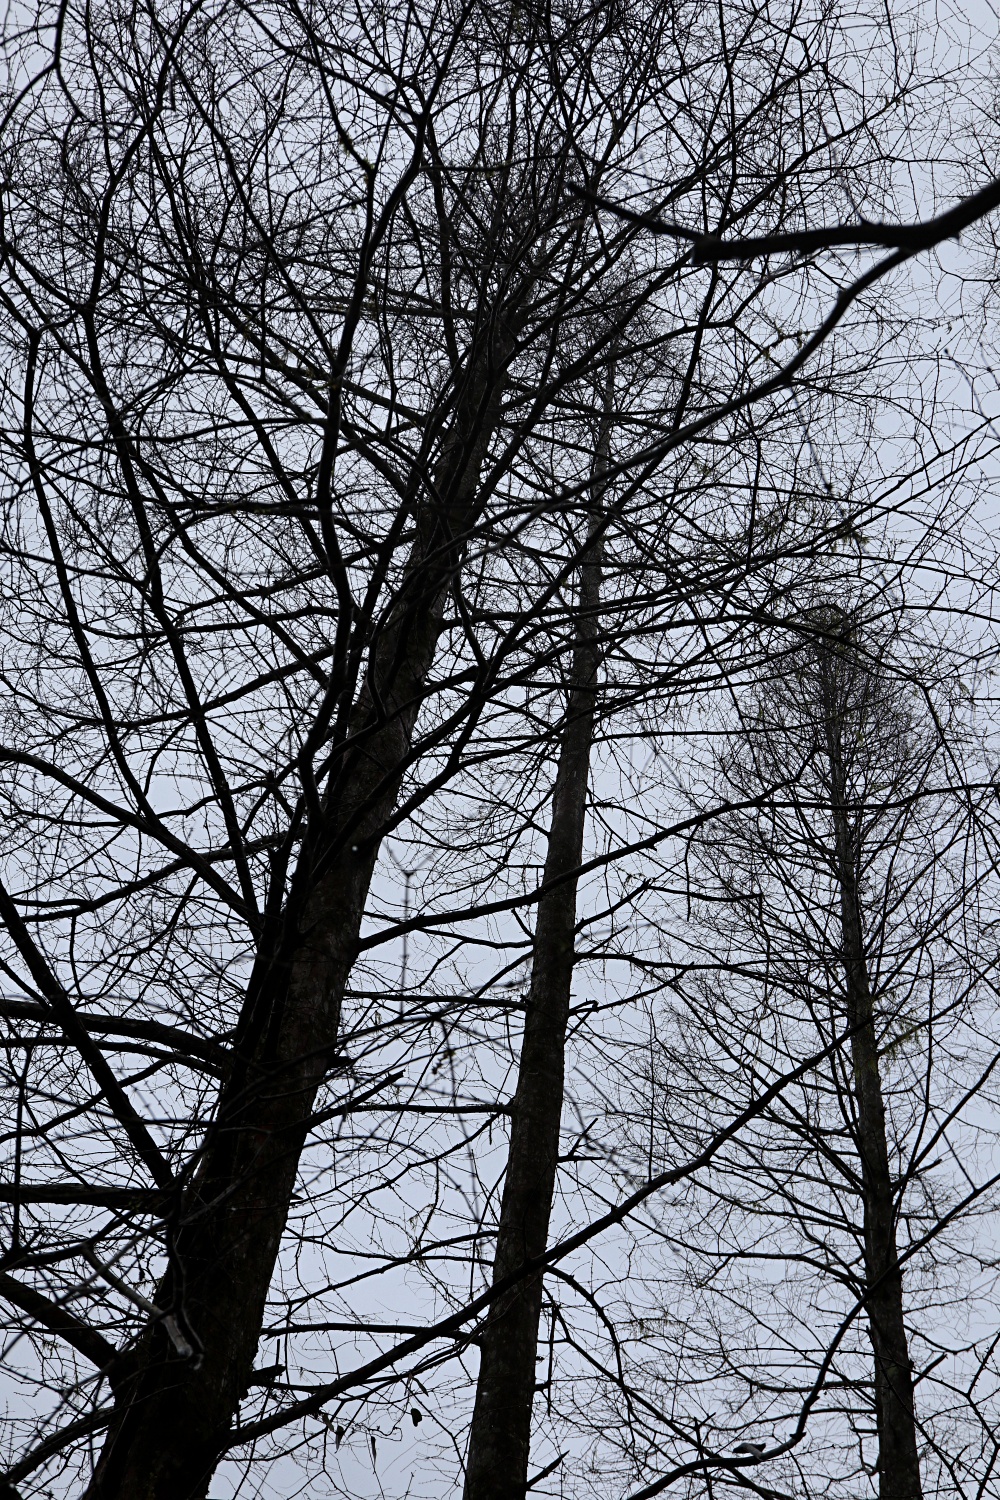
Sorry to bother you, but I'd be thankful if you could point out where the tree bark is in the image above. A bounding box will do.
[462,370,613,1500]
[823,674,923,1500]
[84,356,509,1500]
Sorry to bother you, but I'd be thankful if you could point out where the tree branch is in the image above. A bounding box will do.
[0,1272,122,1378]
[0,998,228,1068]
[226,1016,865,1446]
[569,174,1000,262]
[0,878,175,1191]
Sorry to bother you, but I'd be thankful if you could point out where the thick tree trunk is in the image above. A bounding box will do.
[84,365,508,1500]
[824,689,923,1500]
[463,377,613,1500]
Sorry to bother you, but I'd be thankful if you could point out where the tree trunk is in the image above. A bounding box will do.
[824,680,923,1500]
[84,360,509,1500]
[462,371,613,1500]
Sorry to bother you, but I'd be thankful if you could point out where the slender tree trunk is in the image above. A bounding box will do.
[823,677,923,1500]
[85,360,509,1500]
[463,370,613,1500]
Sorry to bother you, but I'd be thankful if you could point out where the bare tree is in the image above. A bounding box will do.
[463,359,614,1500]
[0,0,997,1496]
[608,601,1000,1499]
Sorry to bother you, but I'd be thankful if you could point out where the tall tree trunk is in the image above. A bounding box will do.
[463,370,613,1500]
[85,359,509,1500]
[823,674,923,1500]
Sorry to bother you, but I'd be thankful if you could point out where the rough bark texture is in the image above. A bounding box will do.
[84,359,508,1500]
[463,380,612,1500]
[824,679,923,1500]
